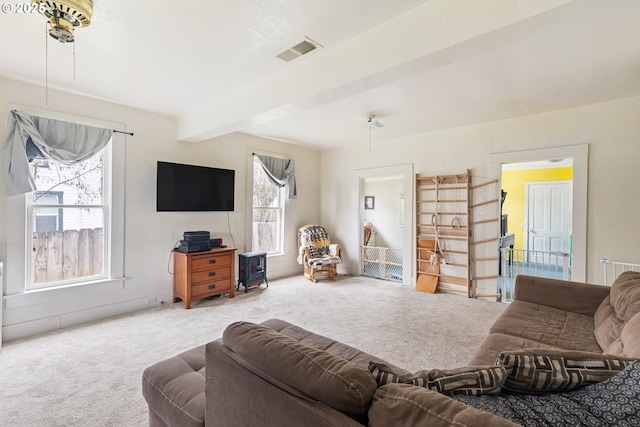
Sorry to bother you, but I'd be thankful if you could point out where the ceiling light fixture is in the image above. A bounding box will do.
[360,115,384,129]
[359,115,384,152]
[32,0,93,43]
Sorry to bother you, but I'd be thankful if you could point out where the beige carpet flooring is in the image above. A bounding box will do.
[0,275,506,426]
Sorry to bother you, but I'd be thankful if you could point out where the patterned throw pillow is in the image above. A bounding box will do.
[368,362,403,385]
[453,362,640,426]
[495,349,638,394]
[368,361,510,396]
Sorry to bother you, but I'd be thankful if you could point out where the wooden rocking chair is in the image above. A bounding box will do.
[297,225,342,283]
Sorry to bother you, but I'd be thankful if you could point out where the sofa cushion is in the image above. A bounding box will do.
[141,345,206,427]
[597,317,640,358]
[222,321,377,418]
[595,271,640,357]
[368,361,510,396]
[512,275,610,316]
[454,362,640,426]
[259,318,412,376]
[367,383,519,427]
[495,348,637,394]
[593,296,626,352]
[468,332,560,366]
[610,271,640,322]
[490,301,601,352]
[617,312,640,358]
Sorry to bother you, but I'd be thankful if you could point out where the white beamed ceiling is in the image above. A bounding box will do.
[1,0,639,149]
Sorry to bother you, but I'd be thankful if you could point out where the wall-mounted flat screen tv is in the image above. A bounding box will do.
[156,161,235,212]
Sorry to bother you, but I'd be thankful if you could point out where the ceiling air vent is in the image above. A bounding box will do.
[276,38,322,62]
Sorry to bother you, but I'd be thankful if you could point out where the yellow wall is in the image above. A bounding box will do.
[501,166,573,251]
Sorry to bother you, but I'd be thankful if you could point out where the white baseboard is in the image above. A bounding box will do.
[2,292,173,342]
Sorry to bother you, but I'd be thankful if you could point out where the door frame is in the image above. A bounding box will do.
[352,164,415,286]
[490,144,588,282]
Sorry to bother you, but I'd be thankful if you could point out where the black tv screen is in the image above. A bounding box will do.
[156,161,235,212]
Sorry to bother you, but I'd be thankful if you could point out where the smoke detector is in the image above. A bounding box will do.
[32,0,93,43]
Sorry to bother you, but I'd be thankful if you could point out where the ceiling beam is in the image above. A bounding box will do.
[177,0,580,142]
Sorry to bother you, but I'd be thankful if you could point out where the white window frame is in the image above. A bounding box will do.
[4,106,125,298]
[250,154,286,256]
[26,146,111,290]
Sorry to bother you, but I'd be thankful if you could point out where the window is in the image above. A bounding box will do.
[252,156,284,255]
[4,109,124,308]
[27,148,109,289]
[33,190,63,232]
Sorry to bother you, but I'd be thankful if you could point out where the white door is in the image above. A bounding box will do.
[525,181,572,263]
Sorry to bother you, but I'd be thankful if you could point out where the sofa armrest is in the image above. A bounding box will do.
[205,340,364,427]
[513,275,610,316]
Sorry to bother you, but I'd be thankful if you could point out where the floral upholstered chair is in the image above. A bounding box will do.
[297,224,342,283]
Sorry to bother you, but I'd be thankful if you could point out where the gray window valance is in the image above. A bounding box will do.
[2,110,113,196]
[254,153,297,199]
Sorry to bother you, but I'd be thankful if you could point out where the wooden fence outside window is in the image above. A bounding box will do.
[32,228,104,284]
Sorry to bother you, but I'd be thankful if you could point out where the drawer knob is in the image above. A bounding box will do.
[208,259,217,264]
[208,272,216,277]
[208,284,216,289]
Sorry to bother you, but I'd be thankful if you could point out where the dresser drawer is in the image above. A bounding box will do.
[173,248,236,309]
[191,266,231,284]
[192,279,232,298]
[191,253,231,271]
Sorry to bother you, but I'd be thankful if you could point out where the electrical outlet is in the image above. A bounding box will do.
[145,296,157,305]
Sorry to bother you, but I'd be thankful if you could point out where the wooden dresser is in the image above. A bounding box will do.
[173,247,236,309]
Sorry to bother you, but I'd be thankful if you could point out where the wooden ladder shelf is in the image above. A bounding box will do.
[416,171,500,298]
[416,171,471,295]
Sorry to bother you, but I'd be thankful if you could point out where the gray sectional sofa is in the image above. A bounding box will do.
[142,272,640,426]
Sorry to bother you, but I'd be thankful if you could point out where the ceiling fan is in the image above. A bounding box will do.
[32,0,93,43]
[360,115,385,128]
[359,115,385,152]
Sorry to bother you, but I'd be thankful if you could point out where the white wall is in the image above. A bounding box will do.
[3,77,639,338]
[363,178,404,249]
[321,95,640,291]
[0,78,321,341]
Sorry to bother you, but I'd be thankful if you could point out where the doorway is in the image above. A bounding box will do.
[352,164,414,286]
[362,175,404,282]
[490,145,587,283]
[502,159,573,262]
